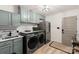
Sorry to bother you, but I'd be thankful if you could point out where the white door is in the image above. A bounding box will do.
[62,16,77,46]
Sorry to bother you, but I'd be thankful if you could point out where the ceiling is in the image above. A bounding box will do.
[24,5,79,16]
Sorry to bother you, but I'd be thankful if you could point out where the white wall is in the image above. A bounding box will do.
[46,9,79,43]
[17,24,37,32]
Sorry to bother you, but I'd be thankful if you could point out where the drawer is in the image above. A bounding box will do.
[0,40,12,47]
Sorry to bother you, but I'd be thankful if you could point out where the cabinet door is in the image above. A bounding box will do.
[0,45,12,54]
[0,41,13,54]
[27,10,31,23]
[13,38,23,54]
[20,6,28,23]
[32,12,37,23]
[32,12,41,23]
[35,13,40,23]
[12,13,21,27]
[39,15,45,22]
[0,11,11,25]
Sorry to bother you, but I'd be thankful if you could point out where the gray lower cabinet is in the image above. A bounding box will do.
[0,37,23,54]
[0,41,13,54]
[0,45,12,54]
[13,38,23,54]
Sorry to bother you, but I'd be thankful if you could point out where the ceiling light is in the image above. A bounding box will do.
[41,5,49,12]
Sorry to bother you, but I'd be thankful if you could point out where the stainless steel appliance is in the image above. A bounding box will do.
[38,21,51,43]
[38,31,45,47]
[20,32,39,54]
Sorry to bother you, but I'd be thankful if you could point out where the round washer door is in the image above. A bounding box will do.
[39,34,45,43]
[28,36,38,49]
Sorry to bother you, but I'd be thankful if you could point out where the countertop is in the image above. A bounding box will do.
[20,30,45,34]
[0,35,23,42]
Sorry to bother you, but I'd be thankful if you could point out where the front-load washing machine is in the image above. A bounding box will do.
[20,33,39,54]
[38,31,45,47]
[26,34,38,54]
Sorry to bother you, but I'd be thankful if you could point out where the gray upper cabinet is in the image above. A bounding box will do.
[20,6,45,24]
[32,12,37,23]
[31,12,45,23]
[0,10,11,26]
[0,10,21,30]
[35,13,41,23]
[12,13,21,27]
[39,15,45,22]
[27,10,31,23]
[20,6,28,23]
[28,11,40,23]
[0,7,45,26]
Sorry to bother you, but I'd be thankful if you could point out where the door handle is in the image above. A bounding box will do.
[62,29,64,33]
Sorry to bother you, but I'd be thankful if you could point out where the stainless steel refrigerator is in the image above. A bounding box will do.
[38,21,51,43]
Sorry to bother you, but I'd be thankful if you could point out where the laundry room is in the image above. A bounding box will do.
[0,0,79,55]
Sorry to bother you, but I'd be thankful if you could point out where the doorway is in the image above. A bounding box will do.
[62,16,77,47]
